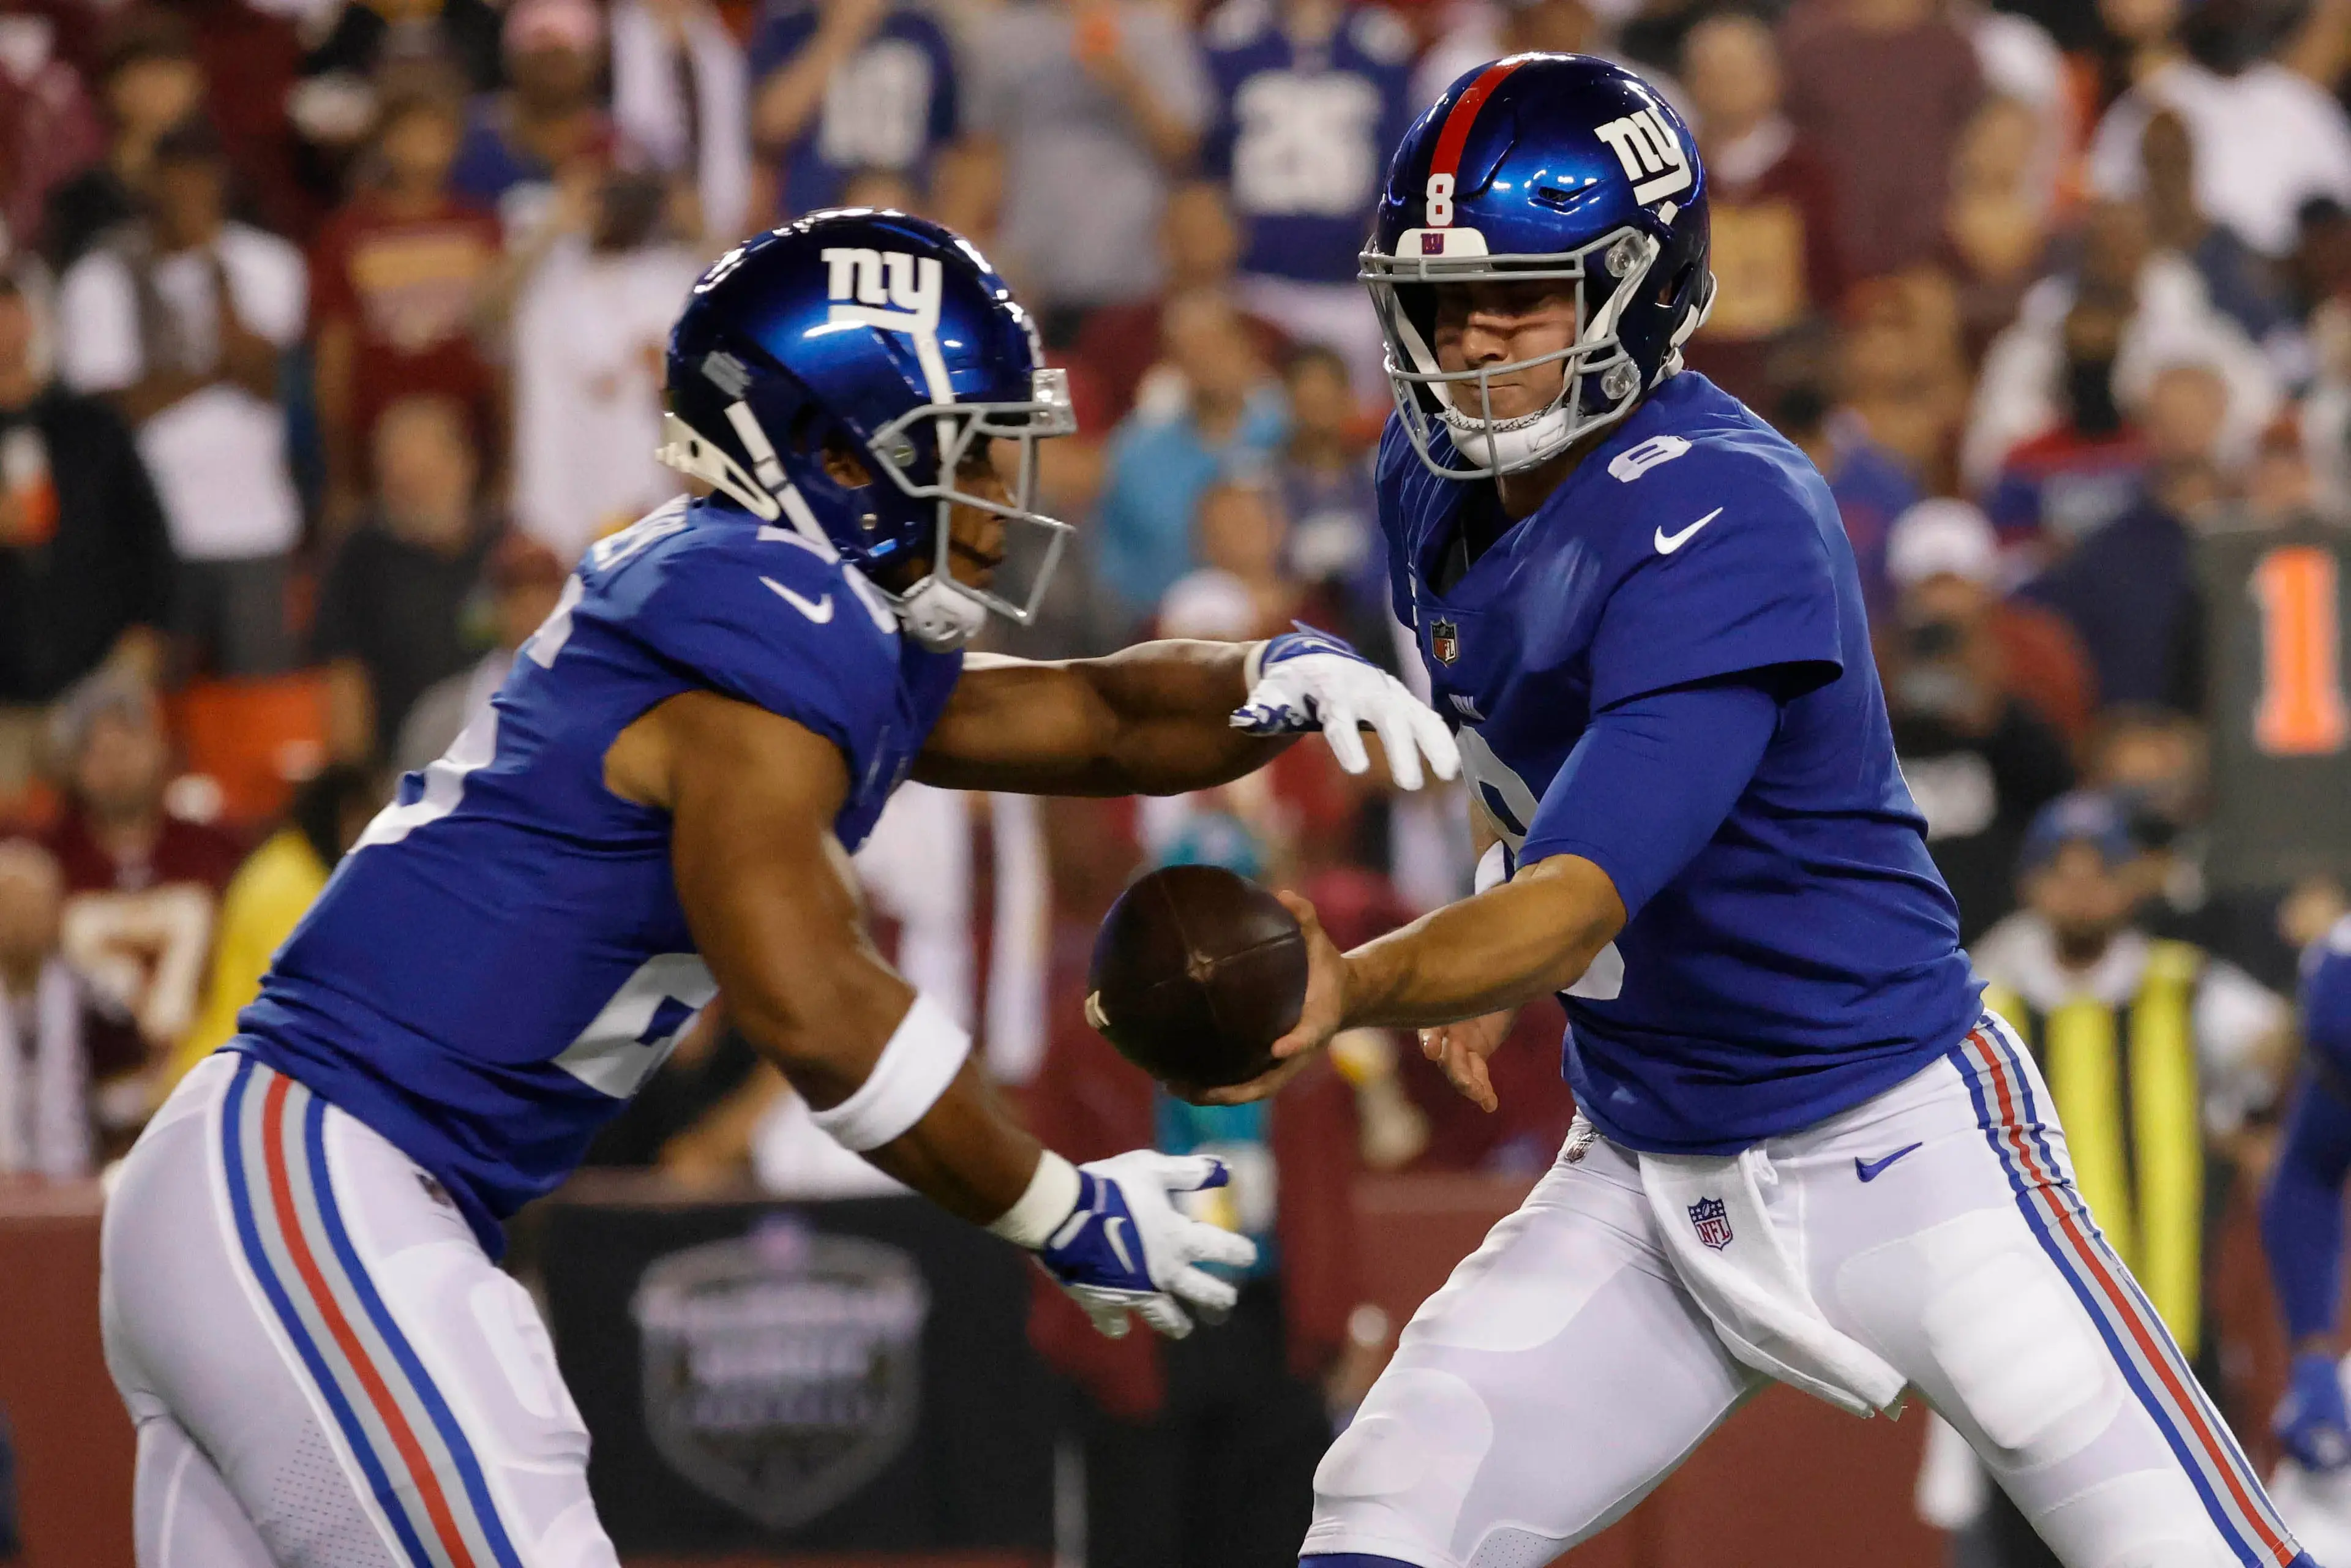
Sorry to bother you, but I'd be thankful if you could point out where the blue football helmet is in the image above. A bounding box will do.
[659,209,1076,649]
[1360,54,1716,479]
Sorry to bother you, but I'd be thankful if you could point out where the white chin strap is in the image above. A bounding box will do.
[1438,399,1575,472]
[897,575,989,651]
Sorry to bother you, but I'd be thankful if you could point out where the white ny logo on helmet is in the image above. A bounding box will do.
[1593,109,1691,207]
[820,248,944,334]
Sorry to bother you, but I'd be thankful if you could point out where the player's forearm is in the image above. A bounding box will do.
[2262,1077,2351,1341]
[1337,855,1626,1029]
[862,1059,1047,1224]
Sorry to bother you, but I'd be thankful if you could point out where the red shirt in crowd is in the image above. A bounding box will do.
[42,804,244,1054]
[1682,121,1846,408]
[310,191,504,455]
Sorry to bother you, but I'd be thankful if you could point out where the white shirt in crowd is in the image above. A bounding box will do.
[54,223,307,562]
[2090,59,2351,258]
[608,0,753,243]
[510,235,706,564]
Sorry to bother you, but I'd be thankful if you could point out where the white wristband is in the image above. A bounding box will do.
[1474,839,1511,895]
[987,1149,1082,1248]
[807,992,972,1152]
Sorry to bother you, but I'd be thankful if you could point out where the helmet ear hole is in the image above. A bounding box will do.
[1656,260,1697,309]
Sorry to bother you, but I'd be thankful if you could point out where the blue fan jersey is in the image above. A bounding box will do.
[233,497,961,1252]
[1381,373,1981,1152]
[1201,0,1417,285]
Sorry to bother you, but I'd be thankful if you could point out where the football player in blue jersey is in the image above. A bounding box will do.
[1207,54,2309,1568]
[2260,918,2351,1556]
[95,209,1461,1568]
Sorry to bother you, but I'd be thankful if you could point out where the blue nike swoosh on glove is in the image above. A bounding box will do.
[1854,1143,1923,1182]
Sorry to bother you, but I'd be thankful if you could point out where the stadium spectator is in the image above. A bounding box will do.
[1075,181,1289,427]
[965,0,1210,332]
[749,0,962,222]
[1093,288,1286,625]
[1772,379,1920,623]
[1781,0,1985,281]
[1966,197,2278,498]
[609,0,753,244]
[1414,0,1626,118]
[2140,107,2290,356]
[315,394,497,765]
[0,272,171,798]
[1837,269,1971,490]
[1941,96,2058,363]
[1980,285,2151,557]
[0,7,101,260]
[309,64,503,533]
[1272,345,1385,646]
[40,672,241,1141]
[0,838,141,1178]
[174,0,309,239]
[54,117,305,678]
[1883,516,2077,937]
[449,0,615,235]
[395,532,568,773]
[1199,0,1415,395]
[1887,498,2098,744]
[1158,478,1305,645]
[1679,12,1845,408]
[508,169,702,564]
[2087,0,2351,262]
[171,763,381,1087]
[2022,359,2230,713]
[296,0,506,104]
[42,11,202,271]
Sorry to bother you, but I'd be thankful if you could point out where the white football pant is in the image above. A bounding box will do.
[1302,1017,2309,1568]
[100,1053,617,1568]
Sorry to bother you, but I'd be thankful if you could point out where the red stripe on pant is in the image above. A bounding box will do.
[1968,1030,2292,1563]
[257,1073,483,1568]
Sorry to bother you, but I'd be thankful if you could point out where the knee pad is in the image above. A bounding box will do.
[1312,1368,1494,1558]
[2031,1469,2242,1568]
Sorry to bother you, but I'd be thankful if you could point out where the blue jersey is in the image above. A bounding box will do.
[1380,373,1979,1152]
[748,0,960,219]
[234,497,961,1251]
[1200,0,1416,285]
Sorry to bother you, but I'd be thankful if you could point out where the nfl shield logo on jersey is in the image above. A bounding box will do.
[1430,618,1460,665]
[1688,1195,1733,1251]
[633,1219,930,1529]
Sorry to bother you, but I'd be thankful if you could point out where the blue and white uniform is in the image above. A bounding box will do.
[100,499,958,1568]
[1308,54,2303,1568]
[1303,382,2307,1568]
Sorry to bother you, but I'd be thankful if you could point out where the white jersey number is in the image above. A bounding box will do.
[1457,726,1624,1001]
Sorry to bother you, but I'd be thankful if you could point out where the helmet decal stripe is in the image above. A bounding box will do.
[1428,56,1530,186]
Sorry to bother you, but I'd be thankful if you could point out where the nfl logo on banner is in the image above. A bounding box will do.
[1430,618,1460,665]
[1688,1196,1733,1251]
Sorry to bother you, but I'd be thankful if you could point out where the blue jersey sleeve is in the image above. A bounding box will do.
[2261,935,2351,1342]
[1589,448,1843,711]
[746,2,817,80]
[1519,678,1780,917]
[621,533,902,789]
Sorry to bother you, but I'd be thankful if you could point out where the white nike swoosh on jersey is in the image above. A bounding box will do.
[1104,1215,1136,1275]
[1654,507,1725,555]
[760,576,834,623]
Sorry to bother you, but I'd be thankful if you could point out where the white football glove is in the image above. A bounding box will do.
[1231,627,1461,790]
[1035,1151,1259,1339]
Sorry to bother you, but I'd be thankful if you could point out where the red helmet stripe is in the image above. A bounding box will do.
[1428,56,1529,183]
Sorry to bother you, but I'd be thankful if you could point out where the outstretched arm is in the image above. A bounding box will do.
[613,689,1254,1337]
[1204,677,1779,1104]
[914,629,1460,797]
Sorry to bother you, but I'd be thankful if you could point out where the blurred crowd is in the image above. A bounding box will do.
[3,0,2351,1555]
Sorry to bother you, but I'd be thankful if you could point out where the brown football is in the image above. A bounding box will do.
[1085,865,1309,1090]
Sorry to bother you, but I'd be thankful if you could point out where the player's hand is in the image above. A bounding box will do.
[1037,1151,1259,1340]
[1196,890,1346,1106]
[2278,1350,2351,1471]
[1231,626,1460,791]
[1420,1008,1517,1113]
